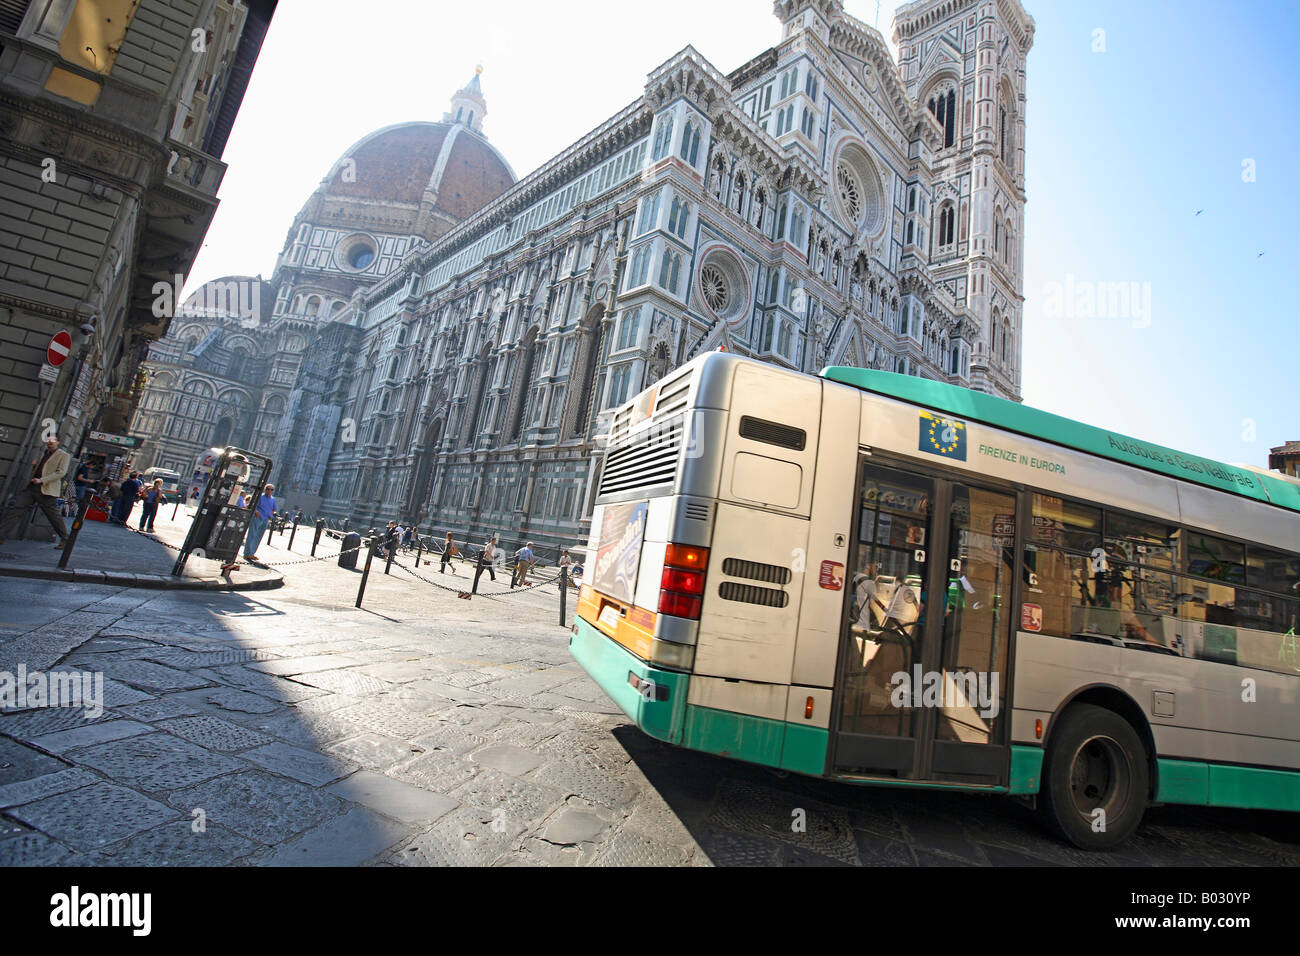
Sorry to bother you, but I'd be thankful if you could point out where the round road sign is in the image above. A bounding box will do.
[47,330,72,366]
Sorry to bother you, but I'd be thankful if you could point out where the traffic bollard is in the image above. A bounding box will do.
[311,518,324,556]
[384,535,396,575]
[57,497,93,571]
[355,530,378,609]
[558,567,567,626]
[288,516,299,551]
[414,536,423,567]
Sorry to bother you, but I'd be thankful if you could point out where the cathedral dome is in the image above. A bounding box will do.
[321,121,515,219]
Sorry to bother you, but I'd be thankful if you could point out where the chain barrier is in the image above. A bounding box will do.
[117,522,368,568]
[387,553,563,600]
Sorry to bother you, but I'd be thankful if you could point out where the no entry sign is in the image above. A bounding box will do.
[47,330,72,366]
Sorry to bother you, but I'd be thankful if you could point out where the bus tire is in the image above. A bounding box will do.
[1038,703,1149,850]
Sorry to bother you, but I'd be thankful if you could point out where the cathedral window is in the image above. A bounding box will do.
[637,192,661,234]
[658,251,681,296]
[627,246,651,288]
[927,88,956,148]
[617,308,642,351]
[680,121,701,167]
[805,71,819,102]
[908,187,916,212]
[779,67,797,99]
[652,114,675,161]
[938,203,955,247]
[906,220,914,245]
[668,198,690,239]
[799,107,816,139]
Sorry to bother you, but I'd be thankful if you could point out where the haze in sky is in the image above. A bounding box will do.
[189,0,1300,471]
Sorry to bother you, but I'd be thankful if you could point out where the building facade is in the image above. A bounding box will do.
[129,72,518,509]
[0,0,276,504]
[132,0,1033,551]
[1270,442,1300,480]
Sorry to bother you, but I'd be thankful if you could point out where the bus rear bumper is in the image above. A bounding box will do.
[570,617,689,744]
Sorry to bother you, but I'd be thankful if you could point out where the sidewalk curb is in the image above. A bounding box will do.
[0,564,284,591]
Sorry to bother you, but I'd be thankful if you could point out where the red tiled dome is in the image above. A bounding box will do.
[323,122,515,219]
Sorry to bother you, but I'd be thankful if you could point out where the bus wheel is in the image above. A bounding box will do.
[1038,703,1149,850]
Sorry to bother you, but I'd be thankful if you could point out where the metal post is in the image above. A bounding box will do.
[384,531,396,575]
[355,530,378,608]
[414,534,422,568]
[288,516,299,551]
[56,496,92,570]
[171,493,181,520]
[559,564,567,626]
[311,518,323,556]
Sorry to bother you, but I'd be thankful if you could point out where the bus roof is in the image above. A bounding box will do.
[820,366,1300,515]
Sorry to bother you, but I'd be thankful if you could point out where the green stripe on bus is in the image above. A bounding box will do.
[1008,745,1043,794]
[820,367,1300,514]
[683,705,785,769]
[1157,758,1300,811]
[569,619,689,744]
[781,723,829,776]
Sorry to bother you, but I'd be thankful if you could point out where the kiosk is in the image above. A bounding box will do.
[171,446,272,575]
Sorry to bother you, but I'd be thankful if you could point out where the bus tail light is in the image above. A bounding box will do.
[658,543,710,620]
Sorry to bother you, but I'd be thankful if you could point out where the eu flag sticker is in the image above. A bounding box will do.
[919,410,967,461]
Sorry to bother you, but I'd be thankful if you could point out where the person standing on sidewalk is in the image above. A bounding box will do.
[472,537,496,593]
[511,541,535,589]
[440,532,460,574]
[0,436,71,548]
[243,483,276,562]
[558,549,574,587]
[138,479,167,532]
[115,472,142,527]
[72,460,91,508]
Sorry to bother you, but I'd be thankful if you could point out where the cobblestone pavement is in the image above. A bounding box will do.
[2,534,1298,866]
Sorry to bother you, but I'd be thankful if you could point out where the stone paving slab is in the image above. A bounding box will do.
[327,769,459,826]
[240,742,358,787]
[69,732,247,792]
[5,781,180,852]
[88,819,260,867]
[29,719,153,754]
[252,806,408,866]
[167,770,346,845]
[0,767,99,808]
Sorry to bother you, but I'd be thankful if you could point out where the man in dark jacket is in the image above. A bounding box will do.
[115,472,142,527]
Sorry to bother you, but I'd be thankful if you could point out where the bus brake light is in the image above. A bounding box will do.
[659,542,710,620]
[661,567,704,594]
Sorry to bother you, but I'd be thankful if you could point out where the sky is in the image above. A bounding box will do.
[189,0,1300,470]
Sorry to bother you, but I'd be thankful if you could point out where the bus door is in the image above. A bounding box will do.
[831,456,1015,785]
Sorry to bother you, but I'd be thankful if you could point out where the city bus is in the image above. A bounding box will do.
[142,467,181,494]
[571,351,1300,848]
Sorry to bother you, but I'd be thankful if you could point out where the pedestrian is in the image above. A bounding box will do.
[511,541,535,588]
[440,531,460,574]
[72,459,92,508]
[115,471,142,527]
[472,536,496,594]
[402,524,415,550]
[382,521,399,557]
[558,548,573,587]
[138,478,167,532]
[243,483,276,561]
[0,435,72,549]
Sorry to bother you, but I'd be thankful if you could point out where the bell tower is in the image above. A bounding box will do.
[895,0,1034,400]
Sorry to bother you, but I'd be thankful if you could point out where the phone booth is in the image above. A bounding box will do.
[171,446,272,575]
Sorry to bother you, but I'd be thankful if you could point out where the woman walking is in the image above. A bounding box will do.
[138,478,167,532]
[472,537,496,594]
[440,532,460,574]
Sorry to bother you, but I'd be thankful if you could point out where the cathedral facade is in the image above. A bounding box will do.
[133,0,1033,551]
